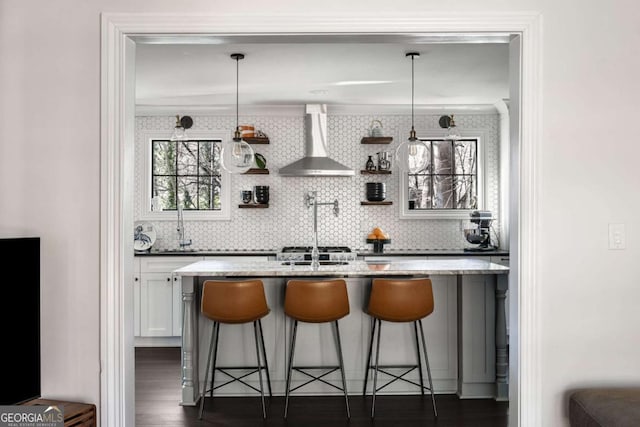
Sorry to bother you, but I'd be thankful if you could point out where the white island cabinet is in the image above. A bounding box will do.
[174,258,509,405]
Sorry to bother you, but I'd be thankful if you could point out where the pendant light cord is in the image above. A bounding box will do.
[235,55,239,130]
[411,53,415,130]
[406,52,419,141]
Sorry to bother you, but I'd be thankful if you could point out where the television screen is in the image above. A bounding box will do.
[0,237,40,404]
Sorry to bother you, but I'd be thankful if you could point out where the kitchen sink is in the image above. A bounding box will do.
[281,261,349,266]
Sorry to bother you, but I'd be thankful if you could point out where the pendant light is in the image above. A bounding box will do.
[395,52,427,173]
[221,53,254,174]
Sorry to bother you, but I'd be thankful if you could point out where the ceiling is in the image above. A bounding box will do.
[135,35,510,108]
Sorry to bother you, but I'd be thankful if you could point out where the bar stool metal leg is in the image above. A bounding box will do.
[418,320,437,418]
[209,323,220,398]
[371,318,382,419]
[284,319,298,419]
[362,317,377,396]
[257,319,273,397]
[199,321,219,420]
[333,320,351,419]
[414,321,425,395]
[252,321,267,419]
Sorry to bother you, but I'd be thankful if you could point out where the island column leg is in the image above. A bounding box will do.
[181,275,199,406]
[495,274,508,401]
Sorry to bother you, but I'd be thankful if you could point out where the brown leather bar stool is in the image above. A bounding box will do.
[363,277,437,419]
[283,279,351,419]
[198,279,272,420]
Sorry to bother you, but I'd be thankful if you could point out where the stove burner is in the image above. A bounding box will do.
[281,246,352,253]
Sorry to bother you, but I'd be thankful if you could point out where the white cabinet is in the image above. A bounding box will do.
[133,259,141,337]
[135,256,202,346]
[140,272,175,336]
[134,255,271,347]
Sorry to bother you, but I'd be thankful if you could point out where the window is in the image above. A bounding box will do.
[139,131,231,221]
[151,139,222,211]
[400,133,484,219]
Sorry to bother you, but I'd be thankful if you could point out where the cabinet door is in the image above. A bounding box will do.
[133,274,141,337]
[133,258,141,337]
[140,273,173,337]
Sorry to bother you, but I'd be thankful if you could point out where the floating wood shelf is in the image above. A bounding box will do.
[243,137,270,144]
[360,170,392,175]
[244,168,270,174]
[361,137,393,144]
[361,201,393,205]
[238,203,269,208]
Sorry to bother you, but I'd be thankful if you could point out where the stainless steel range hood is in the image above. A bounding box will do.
[278,104,354,177]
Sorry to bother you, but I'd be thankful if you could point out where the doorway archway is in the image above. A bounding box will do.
[101,13,542,427]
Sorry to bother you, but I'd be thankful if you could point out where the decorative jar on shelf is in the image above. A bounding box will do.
[365,156,376,171]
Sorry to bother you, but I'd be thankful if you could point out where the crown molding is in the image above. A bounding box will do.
[136,103,498,116]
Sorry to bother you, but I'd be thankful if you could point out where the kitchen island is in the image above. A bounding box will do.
[174,258,509,406]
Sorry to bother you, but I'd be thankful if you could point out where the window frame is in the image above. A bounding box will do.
[138,130,232,221]
[399,128,487,219]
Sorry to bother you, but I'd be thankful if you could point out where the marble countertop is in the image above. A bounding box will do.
[173,258,509,277]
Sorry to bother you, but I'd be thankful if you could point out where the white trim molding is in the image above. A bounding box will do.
[101,12,542,427]
[135,103,500,117]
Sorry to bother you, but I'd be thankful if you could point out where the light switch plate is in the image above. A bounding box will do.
[608,223,626,250]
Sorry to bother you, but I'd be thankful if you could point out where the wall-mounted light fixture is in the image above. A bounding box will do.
[220,53,255,174]
[170,115,193,141]
[439,114,461,141]
[395,52,427,173]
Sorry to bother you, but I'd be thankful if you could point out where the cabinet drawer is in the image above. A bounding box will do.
[140,256,203,273]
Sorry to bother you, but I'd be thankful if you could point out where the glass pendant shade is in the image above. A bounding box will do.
[170,115,187,141]
[220,53,254,174]
[444,115,461,141]
[395,136,427,173]
[396,52,426,173]
[221,135,254,174]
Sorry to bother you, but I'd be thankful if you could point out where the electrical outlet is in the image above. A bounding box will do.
[608,223,626,250]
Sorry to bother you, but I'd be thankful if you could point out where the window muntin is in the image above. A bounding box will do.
[407,138,478,210]
[151,139,222,211]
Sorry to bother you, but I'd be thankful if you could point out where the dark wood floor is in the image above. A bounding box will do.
[135,347,508,427]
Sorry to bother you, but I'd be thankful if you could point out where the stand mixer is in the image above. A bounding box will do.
[463,210,497,251]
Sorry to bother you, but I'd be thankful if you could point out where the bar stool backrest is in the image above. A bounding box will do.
[367,278,434,322]
[284,279,350,323]
[201,279,270,324]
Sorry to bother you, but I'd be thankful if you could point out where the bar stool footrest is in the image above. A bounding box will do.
[206,366,270,395]
[366,364,434,394]
[290,365,346,393]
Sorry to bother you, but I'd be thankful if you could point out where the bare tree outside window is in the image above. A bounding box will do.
[408,139,478,210]
[152,139,223,211]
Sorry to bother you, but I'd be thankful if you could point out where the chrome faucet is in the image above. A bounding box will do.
[177,205,192,250]
[304,191,339,269]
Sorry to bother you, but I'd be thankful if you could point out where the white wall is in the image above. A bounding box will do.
[2,1,640,426]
